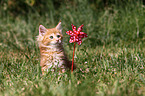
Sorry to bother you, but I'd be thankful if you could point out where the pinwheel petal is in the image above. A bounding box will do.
[71,24,76,32]
[69,36,75,43]
[77,40,82,45]
[77,24,84,32]
[80,32,88,37]
[79,34,85,38]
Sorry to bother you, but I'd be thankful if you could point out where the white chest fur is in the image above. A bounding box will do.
[45,50,65,71]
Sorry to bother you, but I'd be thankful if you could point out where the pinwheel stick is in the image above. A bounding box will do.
[72,42,76,72]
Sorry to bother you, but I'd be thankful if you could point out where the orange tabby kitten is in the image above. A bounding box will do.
[37,21,76,74]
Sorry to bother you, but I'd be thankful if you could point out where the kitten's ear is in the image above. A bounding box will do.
[39,25,47,36]
[56,21,62,32]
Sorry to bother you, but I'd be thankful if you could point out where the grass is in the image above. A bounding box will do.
[0,0,145,96]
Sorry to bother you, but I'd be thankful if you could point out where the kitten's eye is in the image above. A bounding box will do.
[57,35,60,38]
[49,36,53,39]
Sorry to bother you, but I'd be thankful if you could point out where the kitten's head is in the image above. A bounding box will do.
[37,21,63,46]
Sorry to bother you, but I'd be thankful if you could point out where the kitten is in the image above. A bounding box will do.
[37,21,76,74]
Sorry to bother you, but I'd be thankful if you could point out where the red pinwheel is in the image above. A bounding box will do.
[66,24,88,45]
[66,24,88,72]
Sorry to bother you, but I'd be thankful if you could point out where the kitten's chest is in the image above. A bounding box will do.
[41,46,65,69]
[53,52,61,61]
[51,50,64,66]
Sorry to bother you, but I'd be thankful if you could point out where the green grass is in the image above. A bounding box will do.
[0,0,145,96]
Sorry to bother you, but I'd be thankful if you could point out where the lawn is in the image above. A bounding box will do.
[0,0,145,96]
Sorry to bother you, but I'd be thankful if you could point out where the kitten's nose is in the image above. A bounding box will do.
[56,39,59,42]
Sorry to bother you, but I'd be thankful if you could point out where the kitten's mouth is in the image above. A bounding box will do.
[56,40,61,44]
[50,42,60,45]
[47,40,61,45]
